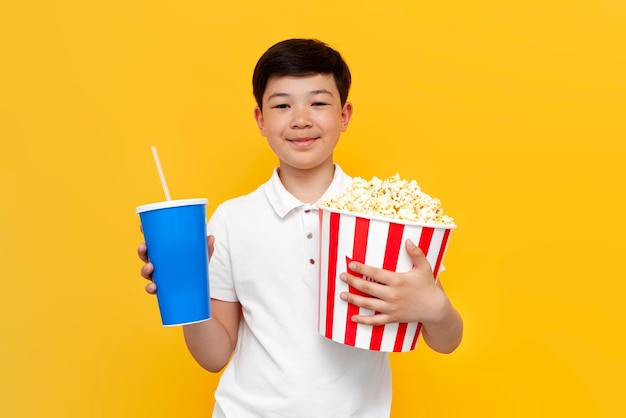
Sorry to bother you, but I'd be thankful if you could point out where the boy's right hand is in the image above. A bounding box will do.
[137,233,215,295]
[137,242,157,294]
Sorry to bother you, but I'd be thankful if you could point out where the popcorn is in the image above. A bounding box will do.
[319,174,455,226]
[318,174,457,351]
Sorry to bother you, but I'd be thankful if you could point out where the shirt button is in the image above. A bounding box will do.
[309,259,315,264]
[304,209,311,213]
[306,232,313,239]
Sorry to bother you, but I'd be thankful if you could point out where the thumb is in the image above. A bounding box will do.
[406,239,430,270]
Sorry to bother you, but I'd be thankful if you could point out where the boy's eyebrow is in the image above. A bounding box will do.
[266,92,289,101]
[266,89,334,101]
[309,89,334,96]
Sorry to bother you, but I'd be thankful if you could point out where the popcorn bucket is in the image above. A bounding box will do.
[318,207,456,352]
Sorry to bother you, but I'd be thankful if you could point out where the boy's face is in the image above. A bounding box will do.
[254,73,352,173]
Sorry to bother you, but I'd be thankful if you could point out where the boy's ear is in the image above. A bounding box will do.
[254,106,266,136]
[341,102,353,132]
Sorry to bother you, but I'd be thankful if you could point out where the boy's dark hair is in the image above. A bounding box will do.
[252,38,352,109]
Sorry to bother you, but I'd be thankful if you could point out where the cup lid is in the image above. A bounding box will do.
[136,198,208,214]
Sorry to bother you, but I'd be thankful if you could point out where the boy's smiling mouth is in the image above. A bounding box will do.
[288,137,318,147]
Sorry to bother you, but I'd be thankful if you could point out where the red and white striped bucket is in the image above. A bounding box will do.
[318,207,456,352]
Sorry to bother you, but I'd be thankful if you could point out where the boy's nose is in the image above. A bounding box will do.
[290,108,313,128]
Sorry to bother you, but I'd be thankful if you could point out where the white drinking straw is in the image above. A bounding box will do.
[151,145,171,201]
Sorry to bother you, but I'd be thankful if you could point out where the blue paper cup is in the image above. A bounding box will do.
[136,198,210,326]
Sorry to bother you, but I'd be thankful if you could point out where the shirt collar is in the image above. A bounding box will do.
[264,165,352,218]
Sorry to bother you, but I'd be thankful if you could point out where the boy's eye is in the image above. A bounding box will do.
[273,104,289,109]
[312,102,329,107]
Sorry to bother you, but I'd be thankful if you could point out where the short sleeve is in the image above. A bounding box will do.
[207,204,238,302]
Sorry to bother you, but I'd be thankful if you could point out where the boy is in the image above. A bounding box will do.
[138,38,462,417]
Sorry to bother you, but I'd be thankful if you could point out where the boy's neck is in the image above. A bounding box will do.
[277,162,335,204]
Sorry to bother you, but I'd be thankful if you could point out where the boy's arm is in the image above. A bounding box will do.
[138,235,240,372]
[339,239,463,354]
[182,299,241,372]
[418,280,463,354]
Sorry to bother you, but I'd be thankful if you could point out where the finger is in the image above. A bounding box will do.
[406,239,431,272]
[208,235,215,259]
[340,290,386,313]
[350,313,394,326]
[145,282,157,294]
[345,260,395,287]
[340,272,389,300]
[140,262,154,280]
[139,224,144,234]
[137,242,149,263]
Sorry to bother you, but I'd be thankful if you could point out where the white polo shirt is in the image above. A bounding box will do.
[207,165,392,418]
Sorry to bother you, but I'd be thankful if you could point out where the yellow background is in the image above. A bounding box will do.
[1,1,625,416]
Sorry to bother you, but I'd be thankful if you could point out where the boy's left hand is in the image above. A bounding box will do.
[339,239,450,326]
